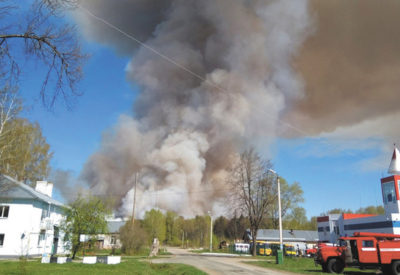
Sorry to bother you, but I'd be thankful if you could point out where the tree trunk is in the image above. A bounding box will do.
[72,241,80,259]
[252,233,257,256]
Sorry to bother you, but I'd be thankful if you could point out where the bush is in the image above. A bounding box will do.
[120,221,149,255]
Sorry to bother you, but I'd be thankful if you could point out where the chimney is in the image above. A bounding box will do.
[35,181,53,197]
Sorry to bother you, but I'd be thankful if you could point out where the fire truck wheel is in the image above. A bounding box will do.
[327,258,344,274]
[392,261,400,275]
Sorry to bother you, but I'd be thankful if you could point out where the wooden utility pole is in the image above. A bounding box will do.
[132,172,138,224]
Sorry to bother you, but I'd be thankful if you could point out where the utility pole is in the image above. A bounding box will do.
[208,211,213,252]
[277,176,283,251]
[132,172,138,224]
[268,169,283,263]
[181,230,184,248]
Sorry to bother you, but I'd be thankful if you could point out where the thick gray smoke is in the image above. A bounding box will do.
[75,0,313,217]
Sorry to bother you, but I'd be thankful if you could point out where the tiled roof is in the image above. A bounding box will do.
[0,174,65,207]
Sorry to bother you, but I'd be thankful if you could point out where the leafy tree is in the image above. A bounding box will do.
[356,205,384,215]
[119,220,148,255]
[62,195,110,259]
[165,211,178,245]
[267,179,304,229]
[143,209,166,244]
[213,216,229,239]
[0,118,52,184]
[0,0,86,107]
[226,214,249,241]
[228,148,275,256]
[283,207,308,230]
[321,208,353,215]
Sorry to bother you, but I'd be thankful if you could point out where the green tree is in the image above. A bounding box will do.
[119,221,148,255]
[321,208,353,215]
[143,209,166,244]
[268,179,304,229]
[283,207,308,230]
[213,216,229,240]
[165,211,178,245]
[62,195,110,259]
[356,205,384,215]
[0,118,52,184]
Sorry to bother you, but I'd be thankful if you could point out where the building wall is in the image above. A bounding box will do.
[0,199,69,256]
[317,214,341,243]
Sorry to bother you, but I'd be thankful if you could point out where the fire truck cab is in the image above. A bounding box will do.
[315,232,400,274]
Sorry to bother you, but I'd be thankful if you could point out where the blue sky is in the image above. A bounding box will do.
[17,5,392,219]
[20,43,135,176]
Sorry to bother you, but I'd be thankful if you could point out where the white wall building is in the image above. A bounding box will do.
[317,147,400,243]
[0,175,69,257]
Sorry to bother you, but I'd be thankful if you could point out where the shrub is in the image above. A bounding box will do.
[120,221,149,255]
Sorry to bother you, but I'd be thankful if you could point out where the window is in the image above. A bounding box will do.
[362,240,374,247]
[0,206,9,218]
[38,230,46,246]
[382,182,396,203]
[41,208,48,220]
[111,235,116,245]
[334,226,340,235]
[0,234,4,246]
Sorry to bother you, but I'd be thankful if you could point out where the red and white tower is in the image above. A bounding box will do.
[381,146,400,215]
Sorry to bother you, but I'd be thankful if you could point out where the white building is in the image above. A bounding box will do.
[318,147,400,243]
[0,175,69,257]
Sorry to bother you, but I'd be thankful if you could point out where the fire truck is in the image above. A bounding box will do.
[315,232,400,274]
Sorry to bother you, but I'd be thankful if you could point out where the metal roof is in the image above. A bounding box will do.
[0,174,65,207]
[107,220,126,233]
[248,229,319,242]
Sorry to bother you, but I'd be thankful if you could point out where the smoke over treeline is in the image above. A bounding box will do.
[72,0,400,216]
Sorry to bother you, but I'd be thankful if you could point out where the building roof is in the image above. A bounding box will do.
[0,174,65,207]
[248,229,319,242]
[107,219,128,233]
[342,213,377,220]
[388,146,400,175]
[107,218,128,233]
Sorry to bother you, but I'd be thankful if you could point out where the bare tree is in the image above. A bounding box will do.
[228,148,276,256]
[0,0,86,108]
[0,85,21,143]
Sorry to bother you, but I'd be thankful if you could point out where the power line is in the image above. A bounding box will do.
[77,4,388,186]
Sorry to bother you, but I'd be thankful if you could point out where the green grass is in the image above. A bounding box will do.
[0,257,206,275]
[244,256,381,275]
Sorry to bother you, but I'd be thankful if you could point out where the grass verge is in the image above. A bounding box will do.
[243,256,381,275]
[0,257,206,275]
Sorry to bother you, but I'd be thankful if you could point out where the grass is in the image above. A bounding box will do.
[244,256,381,275]
[0,257,206,275]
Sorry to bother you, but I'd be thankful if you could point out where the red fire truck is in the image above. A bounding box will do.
[315,232,400,274]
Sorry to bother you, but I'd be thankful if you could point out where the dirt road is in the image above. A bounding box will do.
[150,247,292,275]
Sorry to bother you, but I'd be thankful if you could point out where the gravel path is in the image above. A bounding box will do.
[150,247,293,275]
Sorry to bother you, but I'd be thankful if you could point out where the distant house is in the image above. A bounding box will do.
[245,228,319,251]
[95,218,127,250]
[0,175,69,257]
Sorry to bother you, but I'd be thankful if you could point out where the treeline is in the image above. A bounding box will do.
[321,205,385,216]
[119,207,317,254]
[119,204,385,254]
[0,88,52,184]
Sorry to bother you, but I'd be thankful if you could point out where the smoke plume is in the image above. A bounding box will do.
[289,0,400,137]
[75,0,313,216]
